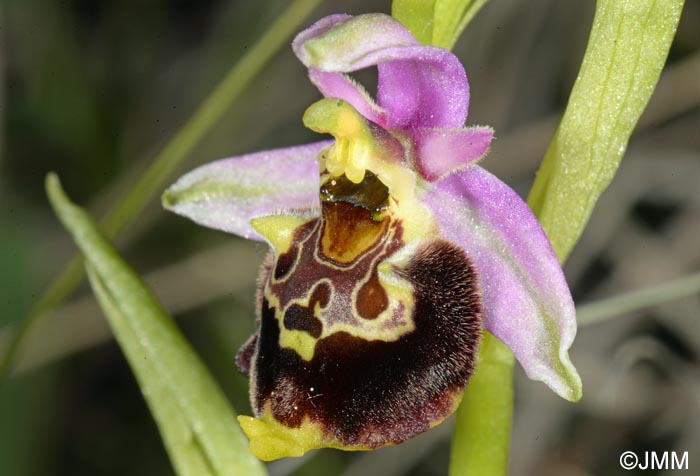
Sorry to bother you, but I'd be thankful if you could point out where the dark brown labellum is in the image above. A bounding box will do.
[237,187,483,452]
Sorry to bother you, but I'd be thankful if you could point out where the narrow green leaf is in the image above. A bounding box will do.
[46,173,266,476]
[528,0,684,261]
[449,333,514,476]
[392,0,490,49]
[86,268,217,476]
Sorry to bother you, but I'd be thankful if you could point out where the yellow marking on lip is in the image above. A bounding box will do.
[265,289,322,362]
[238,409,376,461]
[238,414,321,461]
[265,218,419,362]
[278,328,318,362]
[267,273,417,362]
[251,215,314,254]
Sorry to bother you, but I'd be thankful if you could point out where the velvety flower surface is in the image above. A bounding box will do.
[163,13,581,461]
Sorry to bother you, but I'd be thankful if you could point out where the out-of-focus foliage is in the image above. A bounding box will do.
[0,0,322,379]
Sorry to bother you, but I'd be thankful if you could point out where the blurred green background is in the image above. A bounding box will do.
[1,0,699,475]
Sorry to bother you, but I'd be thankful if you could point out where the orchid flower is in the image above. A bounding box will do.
[162,13,581,462]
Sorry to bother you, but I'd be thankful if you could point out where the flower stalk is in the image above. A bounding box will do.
[450,333,514,476]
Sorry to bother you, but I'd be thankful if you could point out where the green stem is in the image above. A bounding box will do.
[577,270,700,327]
[0,0,323,377]
[449,333,514,476]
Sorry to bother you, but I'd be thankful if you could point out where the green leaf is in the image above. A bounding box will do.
[392,0,490,49]
[528,0,684,262]
[432,0,490,50]
[45,173,266,476]
[392,0,436,45]
[449,333,514,476]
